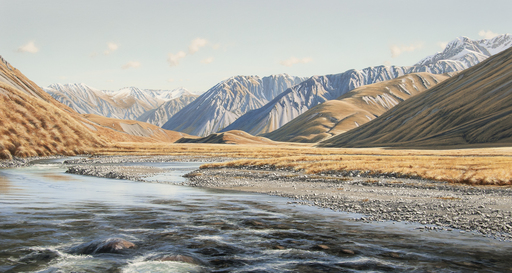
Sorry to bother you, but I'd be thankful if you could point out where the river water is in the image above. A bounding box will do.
[0,158,511,272]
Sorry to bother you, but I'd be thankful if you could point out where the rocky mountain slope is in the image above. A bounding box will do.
[264,72,453,143]
[319,46,512,148]
[137,93,198,126]
[44,84,195,122]
[223,34,512,136]
[162,74,308,136]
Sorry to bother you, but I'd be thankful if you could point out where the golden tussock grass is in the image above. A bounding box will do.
[0,86,106,160]
[96,142,512,186]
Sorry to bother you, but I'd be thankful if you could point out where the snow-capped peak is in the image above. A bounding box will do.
[416,34,512,67]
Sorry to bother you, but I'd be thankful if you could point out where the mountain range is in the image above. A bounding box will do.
[44,84,197,125]
[222,35,512,137]
[319,46,512,148]
[37,34,512,148]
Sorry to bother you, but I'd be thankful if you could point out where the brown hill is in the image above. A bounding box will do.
[82,114,190,143]
[319,47,512,148]
[0,56,107,159]
[176,130,276,145]
[264,72,452,143]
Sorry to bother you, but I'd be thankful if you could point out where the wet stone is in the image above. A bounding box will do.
[70,238,136,254]
[340,249,355,255]
[154,254,203,265]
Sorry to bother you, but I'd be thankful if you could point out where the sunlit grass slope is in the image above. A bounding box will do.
[83,114,191,143]
[0,57,106,159]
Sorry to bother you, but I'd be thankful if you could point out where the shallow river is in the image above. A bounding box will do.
[0,158,511,272]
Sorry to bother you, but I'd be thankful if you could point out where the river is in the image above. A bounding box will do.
[0,158,510,272]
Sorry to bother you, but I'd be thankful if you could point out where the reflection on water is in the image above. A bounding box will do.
[42,173,78,181]
[0,160,511,272]
[0,174,11,194]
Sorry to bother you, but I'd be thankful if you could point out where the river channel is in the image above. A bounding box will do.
[0,158,511,272]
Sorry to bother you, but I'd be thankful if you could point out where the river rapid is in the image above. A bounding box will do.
[0,158,511,272]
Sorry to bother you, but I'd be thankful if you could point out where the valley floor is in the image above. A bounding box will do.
[60,154,512,242]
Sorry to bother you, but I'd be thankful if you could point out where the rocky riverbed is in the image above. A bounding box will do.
[185,167,512,241]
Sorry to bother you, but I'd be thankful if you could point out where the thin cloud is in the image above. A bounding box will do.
[167,51,187,67]
[280,57,313,67]
[479,30,499,39]
[189,38,208,54]
[167,78,174,82]
[122,61,141,69]
[437,41,448,50]
[201,57,214,64]
[390,43,423,58]
[104,42,119,55]
[17,41,39,53]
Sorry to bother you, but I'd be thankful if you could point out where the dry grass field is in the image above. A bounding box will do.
[95,142,512,186]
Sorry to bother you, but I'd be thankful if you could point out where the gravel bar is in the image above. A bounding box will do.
[185,167,512,241]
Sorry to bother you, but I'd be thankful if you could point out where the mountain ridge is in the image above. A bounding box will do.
[161,74,308,136]
[44,83,196,124]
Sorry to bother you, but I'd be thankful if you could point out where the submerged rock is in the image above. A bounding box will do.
[70,238,136,254]
[153,254,203,265]
[18,249,60,263]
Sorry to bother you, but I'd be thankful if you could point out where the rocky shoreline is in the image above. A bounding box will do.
[63,155,235,165]
[184,167,512,241]
[54,156,512,241]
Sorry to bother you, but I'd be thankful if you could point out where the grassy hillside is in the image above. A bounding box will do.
[0,57,107,159]
[83,114,191,143]
[265,72,452,143]
[319,47,512,148]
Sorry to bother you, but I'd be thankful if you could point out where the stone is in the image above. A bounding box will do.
[341,249,355,255]
[156,254,202,265]
[71,238,136,254]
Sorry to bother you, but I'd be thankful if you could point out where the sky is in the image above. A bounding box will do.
[1,0,511,94]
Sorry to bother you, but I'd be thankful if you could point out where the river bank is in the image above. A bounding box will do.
[59,155,512,242]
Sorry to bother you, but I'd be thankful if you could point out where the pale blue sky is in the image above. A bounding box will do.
[1,0,510,94]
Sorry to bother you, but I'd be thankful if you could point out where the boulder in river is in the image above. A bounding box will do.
[154,254,203,265]
[70,238,136,254]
